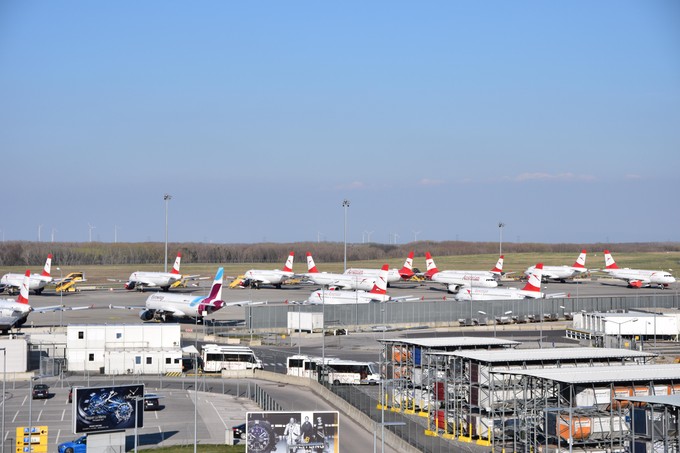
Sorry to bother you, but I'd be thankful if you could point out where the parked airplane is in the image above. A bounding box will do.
[0,270,88,333]
[240,252,295,289]
[424,252,502,293]
[111,268,245,323]
[599,250,676,289]
[307,264,404,304]
[454,263,547,301]
[0,254,53,295]
[344,251,416,283]
[303,252,377,290]
[120,253,198,291]
[524,250,588,282]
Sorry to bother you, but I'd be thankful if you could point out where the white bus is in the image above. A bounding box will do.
[201,344,263,373]
[286,355,381,385]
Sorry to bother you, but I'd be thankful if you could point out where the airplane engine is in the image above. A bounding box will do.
[447,284,462,294]
[629,280,643,288]
[139,309,155,321]
[125,281,136,290]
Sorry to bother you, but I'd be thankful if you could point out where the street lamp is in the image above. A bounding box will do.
[182,345,199,453]
[604,318,638,348]
[57,267,63,328]
[342,200,350,272]
[163,194,172,272]
[498,222,505,256]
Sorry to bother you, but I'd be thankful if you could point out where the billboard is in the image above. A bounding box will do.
[246,411,339,453]
[74,384,144,434]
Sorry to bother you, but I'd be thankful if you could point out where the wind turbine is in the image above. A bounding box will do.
[88,223,96,242]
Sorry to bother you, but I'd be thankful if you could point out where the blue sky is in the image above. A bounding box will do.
[1,1,678,244]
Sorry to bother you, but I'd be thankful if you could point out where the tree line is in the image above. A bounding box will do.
[0,241,678,267]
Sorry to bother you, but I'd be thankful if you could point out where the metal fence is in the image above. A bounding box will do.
[248,293,680,332]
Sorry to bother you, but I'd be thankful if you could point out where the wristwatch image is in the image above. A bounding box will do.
[247,419,277,453]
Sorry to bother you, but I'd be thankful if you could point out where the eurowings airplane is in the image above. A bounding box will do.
[240,252,295,289]
[307,264,396,304]
[424,252,502,293]
[454,263,546,301]
[123,253,198,291]
[303,252,377,290]
[599,250,676,288]
[111,267,241,323]
[524,250,588,282]
[344,251,416,283]
[0,254,53,295]
[0,270,89,333]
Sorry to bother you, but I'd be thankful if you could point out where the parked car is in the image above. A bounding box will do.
[32,384,50,399]
[231,422,246,445]
[143,393,162,411]
[58,435,87,453]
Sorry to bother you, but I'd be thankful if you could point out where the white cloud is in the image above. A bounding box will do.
[418,178,446,186]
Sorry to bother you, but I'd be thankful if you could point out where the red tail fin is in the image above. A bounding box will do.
[369,264,389,295]
[398,251,414,279]
[604,250,618,269]
[41,254,53,277]
[306,252,319,273]
[282,252,295,273]
[424,252,439,278]
[522,263,543,293]
[17,270,30,304]
[171,253,182,275]
[490,255,504,274]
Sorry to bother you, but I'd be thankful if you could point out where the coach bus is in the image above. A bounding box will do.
[201,344,263,373]
[286,355,380,385]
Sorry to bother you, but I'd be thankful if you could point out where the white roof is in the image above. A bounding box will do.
[429,347,655,362]
[493,364,680,384]
[379,337,520,348]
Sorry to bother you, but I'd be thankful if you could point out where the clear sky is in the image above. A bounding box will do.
[1,1,678,245]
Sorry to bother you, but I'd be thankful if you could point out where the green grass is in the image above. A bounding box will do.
[1,251,679,285]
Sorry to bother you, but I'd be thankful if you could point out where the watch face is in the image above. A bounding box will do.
[248,421,273,453]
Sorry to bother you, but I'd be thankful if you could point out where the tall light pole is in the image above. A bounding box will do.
[498,222,505,256]
[164,194,172,272]
[1,347,5,453]
[57,267,63,327]
[342,199,350,272]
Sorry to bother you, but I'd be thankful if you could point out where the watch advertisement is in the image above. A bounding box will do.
[246,411,339,453]
[74,384,144,434]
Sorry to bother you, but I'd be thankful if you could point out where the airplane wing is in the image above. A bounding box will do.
[109,304,146,310]
[221,300,256,307]
[33,304,94,313]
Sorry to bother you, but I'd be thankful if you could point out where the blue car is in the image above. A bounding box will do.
[58,435,87,453]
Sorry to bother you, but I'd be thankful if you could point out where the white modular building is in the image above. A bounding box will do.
[65,324,183,375]
[0,338,28,373]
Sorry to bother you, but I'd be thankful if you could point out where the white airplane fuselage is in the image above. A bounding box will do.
[525,265,586,281]
[307,289,389,305]
[603,268,676,287]
[304,272,376,290]
[128,271,181,289]
[431,272,498,292]
[344,268,402,284]
[454,287,544,301]
[243,269,293,287]
[0,274,51,292]
[142,293,224,320]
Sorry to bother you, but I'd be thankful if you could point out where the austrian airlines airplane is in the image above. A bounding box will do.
[524,250,588,282]
[124,253,189,291]
[303,252,377,290]
[241,252,295,289]
[307,264,393,304]
[424,252,502,293]
[0,270,80,332]
[600,250,676,288]
[0,254,53,295]
[455,263,546,301]
[344,251,416,283]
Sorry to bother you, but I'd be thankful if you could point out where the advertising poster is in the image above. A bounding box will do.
[246,411,339,453]
[74,384,144,434]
